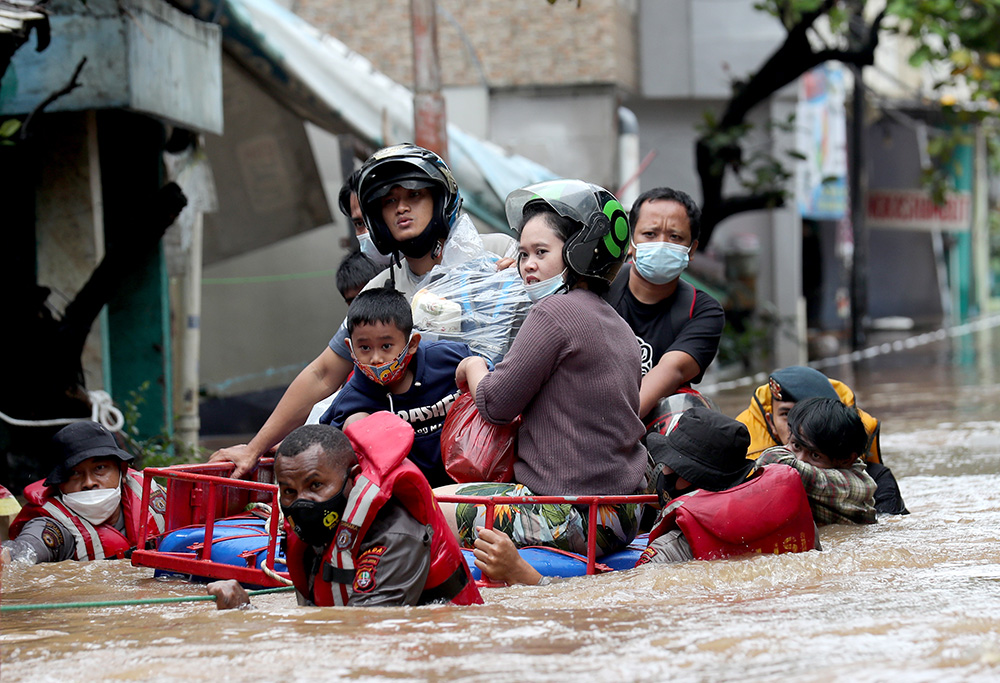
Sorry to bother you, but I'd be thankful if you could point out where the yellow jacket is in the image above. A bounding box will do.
[735,378,882,463]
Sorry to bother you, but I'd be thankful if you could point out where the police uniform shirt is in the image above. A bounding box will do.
[2,509,127,563]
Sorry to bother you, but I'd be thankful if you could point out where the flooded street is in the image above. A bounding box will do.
[4,326,1000,682]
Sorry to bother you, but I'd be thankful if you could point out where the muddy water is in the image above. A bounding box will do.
[4,329,1000,682]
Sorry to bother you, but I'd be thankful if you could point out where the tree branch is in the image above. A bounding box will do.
[694,5,888,247]
[59,182,188,359]
[19,55,86,140]
[717,192,787,224]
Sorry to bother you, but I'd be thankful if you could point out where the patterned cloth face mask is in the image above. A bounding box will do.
[347,337,414,386]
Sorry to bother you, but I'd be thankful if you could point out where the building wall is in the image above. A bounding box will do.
[491,86,621,189]
[199,224,349,397]
[638,0,785,99]
[34,112,107,391]
[293,0,637,91]
[289,0,638,190]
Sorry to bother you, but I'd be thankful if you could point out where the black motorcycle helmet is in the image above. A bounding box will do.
[357,144,462,259]
[505,179,630,285]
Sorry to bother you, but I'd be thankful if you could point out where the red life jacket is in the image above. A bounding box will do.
[9,469,167,561]
[286,412,482,607]
[638,463,816,564]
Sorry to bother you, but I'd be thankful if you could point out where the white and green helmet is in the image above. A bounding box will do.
[505,179,630,284]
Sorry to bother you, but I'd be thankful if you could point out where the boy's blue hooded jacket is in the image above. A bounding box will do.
[320,340,474,484]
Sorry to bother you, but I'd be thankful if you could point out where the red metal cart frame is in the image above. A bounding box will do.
[129,461,656,584]
[130,461,291,587]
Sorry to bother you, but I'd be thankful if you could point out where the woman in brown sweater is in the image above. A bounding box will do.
[438,180,648,556]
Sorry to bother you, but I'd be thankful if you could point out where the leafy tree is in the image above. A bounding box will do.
[693,0,1000,248]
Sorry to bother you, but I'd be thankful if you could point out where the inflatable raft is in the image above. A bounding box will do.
[462,534,650,581]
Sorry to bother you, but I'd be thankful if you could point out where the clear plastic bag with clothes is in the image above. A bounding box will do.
[411,258,530,364]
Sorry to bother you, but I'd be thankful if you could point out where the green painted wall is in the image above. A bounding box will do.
[98,110,173,441]
[950,132,974,322]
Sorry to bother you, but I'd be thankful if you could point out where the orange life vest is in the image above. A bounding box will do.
[638,463,816,563]
[286,412,482,606]
[9,469,166,561]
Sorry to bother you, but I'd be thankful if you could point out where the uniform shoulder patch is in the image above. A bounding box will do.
[41,520,65,550]
[150,488,167,514]
[352,546,387,594]
[336,524,360,550]
[635,545,658,567]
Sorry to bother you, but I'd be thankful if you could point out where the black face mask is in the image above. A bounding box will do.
[656,471,686,507]
[281,480,351,547]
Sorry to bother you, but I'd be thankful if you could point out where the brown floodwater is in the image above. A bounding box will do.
[3,326,1000,682]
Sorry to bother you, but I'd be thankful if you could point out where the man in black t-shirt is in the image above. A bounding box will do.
[605,188,724,420]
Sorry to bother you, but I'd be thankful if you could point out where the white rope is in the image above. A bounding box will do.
[260,561,294,587]
[701,312,1000,395]
[0,390,125,432]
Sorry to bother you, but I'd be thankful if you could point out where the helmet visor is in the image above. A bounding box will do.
[364,178,436,202]
[504,179,602,234]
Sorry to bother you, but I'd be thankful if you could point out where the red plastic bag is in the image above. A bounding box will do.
[441,392,518,483]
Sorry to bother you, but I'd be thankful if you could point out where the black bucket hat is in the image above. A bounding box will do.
[646,407,753,494]
[44,421,134,486]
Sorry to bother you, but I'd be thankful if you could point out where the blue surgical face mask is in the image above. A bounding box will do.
[524,269,567,303]
[632,242,690,285]
[357,231,394,268]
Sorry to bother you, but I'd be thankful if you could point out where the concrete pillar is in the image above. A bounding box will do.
[770,96,807,367]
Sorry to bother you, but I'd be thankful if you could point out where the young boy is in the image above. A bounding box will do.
[756,397,877,525]
[335,251,384,305]
[320,287,476,486]
[735,365,907,515]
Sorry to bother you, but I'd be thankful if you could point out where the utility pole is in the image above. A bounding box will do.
[848,9,869,350]
[410,0,449,162]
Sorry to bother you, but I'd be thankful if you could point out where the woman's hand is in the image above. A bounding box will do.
[472,527,542,586]
[495,257,516,272]
[455,356,490,398]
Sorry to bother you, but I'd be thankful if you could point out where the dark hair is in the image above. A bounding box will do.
[337,169,362,218]
[276,424,357,472]
[346,286,413,337]
[519,203,611,296]
[629,187,701,244]
[787,397,867,466]
[336,251,384,302]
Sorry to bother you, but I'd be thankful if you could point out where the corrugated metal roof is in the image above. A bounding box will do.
[0,0,48,39]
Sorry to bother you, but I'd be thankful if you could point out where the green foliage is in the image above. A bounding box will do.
[753,0,829,30]
[884,0,1000,104]
[718,320,770,370]
[698,112,798,200]
[120,381,207,469]
[0,119,21,146]
[697,0,1000,234]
